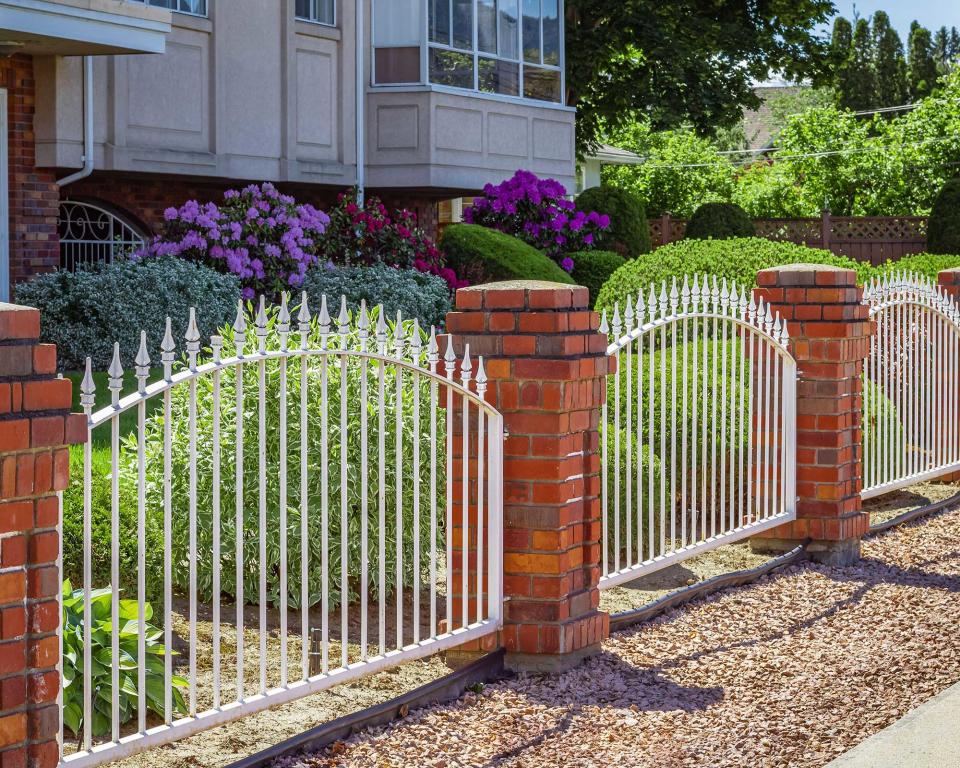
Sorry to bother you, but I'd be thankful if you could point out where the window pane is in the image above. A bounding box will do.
[375,47,422,84]
[429,0,451,45]
[452,0,474,50]
[542,0,559,65]
[522,0,541,63]
[296,0,335,23]
[479,57,519,96]
[498,0,520,60]
[429,47,474,88]
[295,0,311,17]
[523,65,561,101]
[140,0,207,14]
[478,0,497,54]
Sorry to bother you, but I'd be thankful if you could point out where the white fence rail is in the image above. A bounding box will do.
[59,295,503,767]
[599,277,797,590]
[862,273,960,498]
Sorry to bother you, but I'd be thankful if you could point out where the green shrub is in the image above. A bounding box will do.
[602,428,662,565]
[440,224,575,285]
[685,202,756,240]
[927,178,960,255]
[61,582,187,737]
[576,186,651,256]
[570,251,626,306]
[15,257,240,371]
[873,252,960,282]
[596,238,872,312]
[124,305,442,611]
[863,378,904,487]
[302,263,452,330]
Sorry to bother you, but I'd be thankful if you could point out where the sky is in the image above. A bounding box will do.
[828,1,960,40]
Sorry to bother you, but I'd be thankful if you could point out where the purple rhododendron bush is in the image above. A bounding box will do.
[464,169,610,272]
[139,182,329,299]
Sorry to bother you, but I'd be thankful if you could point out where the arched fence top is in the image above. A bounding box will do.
[864,271,960,323]
[600,275,792,358]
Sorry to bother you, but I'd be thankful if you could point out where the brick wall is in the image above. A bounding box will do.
[2,55,59,289]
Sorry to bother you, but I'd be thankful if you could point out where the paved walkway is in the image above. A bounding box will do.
[826,680,960,768]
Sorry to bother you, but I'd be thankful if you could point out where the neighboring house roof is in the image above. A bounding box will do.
[587,144,644,165]
[743,85,806,151]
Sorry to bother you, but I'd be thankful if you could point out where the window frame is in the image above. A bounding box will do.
[295,0,337,28]
[129,0,208,18]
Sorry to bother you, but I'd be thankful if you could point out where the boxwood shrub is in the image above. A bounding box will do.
[596,238,873,312]
[15,257,240,371]
[570,250,626,306]
[576,185,651,256]
[685,202,756,240]
[927,178,960,255]
[440,224,575,285]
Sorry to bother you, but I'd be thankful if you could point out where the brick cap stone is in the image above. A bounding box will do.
[757,263,857,288]
[0,304,41,341]
[456,281,589,311]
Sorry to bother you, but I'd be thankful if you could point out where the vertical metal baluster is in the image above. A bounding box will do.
[738,290,747,529]
[108,343,122,742]
[700,280,708,541]
[599,312,609,577]
[611,304,621,572]
[255,298,268,694]
[746,298,756,525]
[358,302,370,660]
[134,334,149,734]
[410,322,423,643]
[162,321,176,716]
[338,298,350,667]
[476,358,487,623]
[763,303,774,519]
[669,279,679,551]
[659,282,668,554]
[319,297,331,671]
[232,303,246,701]
[690,278,699,544]
[624,298,633,568]
[444,336,456,631]
[460,346,472,629]
[771,315,782,516]
[709,278,718,539]
[680,278,689,548]
[80,360,95,751]
[718,282,729,535]
[647,286,656,558]
[393,312,405,649]
[634,295,644,561]
[428,329,440,638]
[278,294,291,686]
[377,309,388,655]
[210,335,223,709]
[186,308,201,714]
[298,295,311,679]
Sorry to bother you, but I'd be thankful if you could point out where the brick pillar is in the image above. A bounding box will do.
[937,268,960,301]
[750,265,872,565]
[0,303,85,767]
[445,281,610,672]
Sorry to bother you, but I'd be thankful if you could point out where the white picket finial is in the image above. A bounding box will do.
[669,277,679,314]
[185,307,201,369]
[278,293,291,352]
[681,275,691,312]
[635,289,645,322]
[659,280,668,315]
[427,326,440,373]
[161,316,176,380]
[358,300,370,341]
[135,331,151,393]
[254,296,269,353]
[611,302,622,338]
[210,334,223,365]
[599,309,609,335]
[233,299,247,359]
[108,342,123,407]
[298,292,311,350]
[409,318,423,366]
[476,356,488,400]
[318,295,332,351]
[80,357,96,413]
[461,343,473,385]
[375,306,388,355]
[647,284,657,322]
[444,334,456,379]
[337,296,350,350]
[393,310,405,358]
[623,294,635,332]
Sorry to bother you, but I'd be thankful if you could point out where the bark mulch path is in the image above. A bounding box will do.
[277,506,960,768]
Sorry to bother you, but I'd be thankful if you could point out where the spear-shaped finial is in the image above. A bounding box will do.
[135,331,151,393]
[108,342,123,407]
[161,316,176,380]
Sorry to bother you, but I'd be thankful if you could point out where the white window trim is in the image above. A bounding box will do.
[295,0,336,27]
[0,88,8,302]
[129,0,208,19]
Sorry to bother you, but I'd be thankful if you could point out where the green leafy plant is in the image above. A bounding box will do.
[440,224,575,286]
[569,251,626,306]
[575,186,651,256]
[685,203,756,240]
[61,581,187,738]
[873,252,960,281]
[927,178,960,254]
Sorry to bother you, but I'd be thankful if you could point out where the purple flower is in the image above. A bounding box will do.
[163,207,179,221]
[561,257,574,272]
[241,287,255,300]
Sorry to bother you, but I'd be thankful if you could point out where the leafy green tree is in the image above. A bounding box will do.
[564,0,835,154]
[872,11,908,109]
[908,22,939,100]
[840,18,877,111]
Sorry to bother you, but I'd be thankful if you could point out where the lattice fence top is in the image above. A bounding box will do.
[754,219,822,242]
[829,216,927,241]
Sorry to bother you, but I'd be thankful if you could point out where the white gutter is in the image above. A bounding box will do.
[58,55,93,187]
[355,0,365,206]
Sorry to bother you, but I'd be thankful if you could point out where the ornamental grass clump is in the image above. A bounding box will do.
[463,170,610,271]
[138,182,329,299]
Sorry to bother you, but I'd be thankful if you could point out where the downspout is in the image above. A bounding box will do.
[355,0,365,207]
[58,56,94,188]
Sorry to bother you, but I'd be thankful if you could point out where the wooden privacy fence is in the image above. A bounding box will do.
[651,210,928,266]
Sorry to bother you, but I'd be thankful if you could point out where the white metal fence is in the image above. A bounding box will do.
[59,295,503,767]
[862,273,960,498]
[598,277,797,590]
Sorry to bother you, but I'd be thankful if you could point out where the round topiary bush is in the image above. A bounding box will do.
[685,202,756,240]
[440,224,575,285]
[576,185,651,256]
[569,250,627,306]
[927,178,960,255]
[595,238,873,312]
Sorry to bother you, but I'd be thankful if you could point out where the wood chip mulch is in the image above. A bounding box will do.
[275,507,960,768]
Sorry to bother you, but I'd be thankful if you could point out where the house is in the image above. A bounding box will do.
[0,0,576,300]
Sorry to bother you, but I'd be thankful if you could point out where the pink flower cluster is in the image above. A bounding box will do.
[463,170,610,271]
[138,182,329,299]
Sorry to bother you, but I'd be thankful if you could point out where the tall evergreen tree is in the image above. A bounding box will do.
[872,11,908,108]
[830,17,857,108]
[934,26,950,70]
[843,17,877,111]
[907,21,939,100]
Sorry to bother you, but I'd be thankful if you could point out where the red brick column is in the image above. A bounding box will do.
[445,281,610,672]
[750,265,872,565]
[0,303,85,767]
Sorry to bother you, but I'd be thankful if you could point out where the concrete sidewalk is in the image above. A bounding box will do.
[826,680,960,768]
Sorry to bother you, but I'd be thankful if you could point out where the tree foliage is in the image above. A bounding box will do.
[565,0,834,154]
[872,11,907,109]
[908,22,940,100]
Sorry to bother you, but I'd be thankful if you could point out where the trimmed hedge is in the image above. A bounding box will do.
[596,238,872,312]
[302,263,452,330]
[15,257,240,371]
[570,250,627,306]
[440,224,575,285]
[928,178,960,255]
[685,202,756,240]
[576,185,651,256]
[873,252,960,282]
